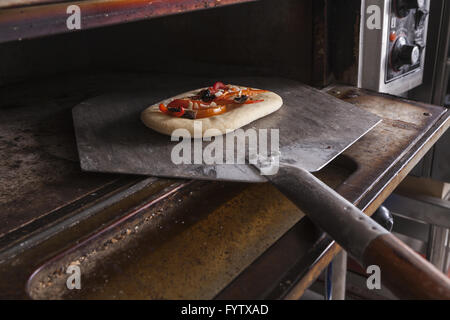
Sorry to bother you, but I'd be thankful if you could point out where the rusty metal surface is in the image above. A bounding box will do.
[0,0,257,43]
[27,181,307,299]
[0,80,121,237]
[0,0,74,9]
[0,178,197,299]
[0,177,139,260]
[0,72,181,249]
[327,86,448,208]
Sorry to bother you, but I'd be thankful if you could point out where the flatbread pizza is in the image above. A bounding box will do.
[141,82,283,138]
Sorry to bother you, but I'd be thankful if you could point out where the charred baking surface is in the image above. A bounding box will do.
[325,86,447,208]
[0,82,120,238]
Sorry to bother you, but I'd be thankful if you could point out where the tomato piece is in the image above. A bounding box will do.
[213,82,227,92]
[195,105,227,119]
[167,99,191,109]
[159,103,168,113]
[159,103,185,117]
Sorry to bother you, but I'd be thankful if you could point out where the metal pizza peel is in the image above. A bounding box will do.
[73,76,379,181]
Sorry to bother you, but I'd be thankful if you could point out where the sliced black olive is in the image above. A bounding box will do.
[234,95,248,104]
[200,89,215,102]
[167,106,183,113]
[181,110,198,119]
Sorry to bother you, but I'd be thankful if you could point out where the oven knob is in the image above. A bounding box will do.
[391,37,420,70]
[395,0,424,18]
[399,45,420,65]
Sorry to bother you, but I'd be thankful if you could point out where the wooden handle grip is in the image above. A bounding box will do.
[364,233,450,300]
[268,166,450,299]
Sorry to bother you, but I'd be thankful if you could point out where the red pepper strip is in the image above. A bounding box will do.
[214,89,267,101]
[168,99,190,109]
[159,103,168,113]
[213,98,236,105]
[195,105,227,119]
[159,103,185,117]
[214,98,264,105]
[168,99,209,110]
[240,89,268,96]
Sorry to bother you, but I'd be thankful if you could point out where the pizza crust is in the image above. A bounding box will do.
[141,86,283,138]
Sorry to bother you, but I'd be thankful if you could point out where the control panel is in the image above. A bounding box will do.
[386,0,429,82]
[359,0,430,95]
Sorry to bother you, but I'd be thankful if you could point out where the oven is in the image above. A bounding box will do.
[0,0,449,300]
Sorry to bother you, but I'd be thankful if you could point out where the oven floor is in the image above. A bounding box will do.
[0,73,153,238]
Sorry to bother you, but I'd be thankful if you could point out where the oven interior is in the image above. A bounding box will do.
[1,0,448,300]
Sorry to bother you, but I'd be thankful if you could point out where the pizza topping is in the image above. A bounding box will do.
[234,95,249,104]
[195,105,227,119]
[212,81,227,92]
[158,83,268,119]
[182,109,198,119]
[242,98,265,104]
[159,103,185,118]
[199,89,216,102]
